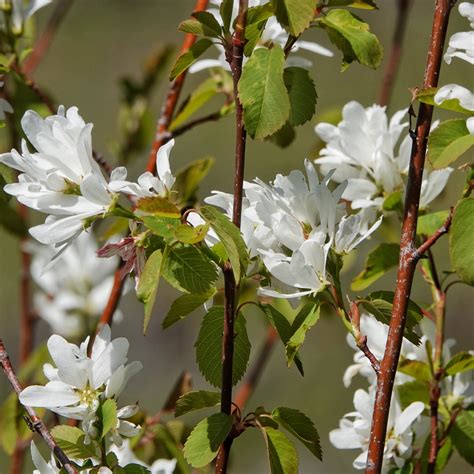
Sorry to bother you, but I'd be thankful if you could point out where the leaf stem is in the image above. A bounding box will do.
[366,2,456,471]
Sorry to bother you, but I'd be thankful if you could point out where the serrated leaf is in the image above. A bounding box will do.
[283,67,317,126]
[263,427,299,474]
[179,12,222,38]
[97,399,117,439]
[136,196,181,218]
[170,78,220,130]
[449,198,474,285]
[397,380,429,410]
[239,45,290,139]
[142,216,180,242]
[416,87,474,114]
[124,465,151,474]
[50,426,98,460]
[286,304,320,366]
[200,205,249,281]
[195,306,251,387]
[451,410,474,465]
[163,244,218,294]
[174,157,214,206]
[267,121,296,148]
[163,292,213,329]
[359,291,422,345]
[183,413,233,468]
[174,222,210,244]
[444,352,474,376]
[244,4,274,56]
[137,249,164,333]
[273,0,315,36]
[351,243,400,291]
[327,0,377,8]
[170,38,214,80]
[175,391,221,417]
[417,211,449,236]
[398,360,431,383]
[272,407,322,460]
[428,119,474,169]
[317,9,383,69]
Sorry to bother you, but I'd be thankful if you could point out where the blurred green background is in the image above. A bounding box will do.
[0,1,473,472]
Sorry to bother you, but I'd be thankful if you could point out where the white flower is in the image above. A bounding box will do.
[330,388,425,472]
[0,106,116,260]
[314,101,453,218]
[31,441,60,474]
[0,0,52,35]
[28,232,120,338]
[444,2,474,64]
[434,84,474,112]
[109,139,176,199]
[189,0,332,73]
[19,325,142,441]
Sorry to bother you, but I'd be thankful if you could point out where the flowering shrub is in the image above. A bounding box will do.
[0,1,473,473]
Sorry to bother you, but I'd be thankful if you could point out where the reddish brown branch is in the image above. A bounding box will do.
[146,0,210,172]
[0,341,77,474]
[234,326,277,410]
[378,0,412,107]
[366,2,456,472]
[171,108,229,139]
[23,0,75,75]
[414,209,453,260]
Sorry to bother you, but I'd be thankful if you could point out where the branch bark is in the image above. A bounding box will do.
[0,340,77,474]
[146,0,210,173]
[366,1,456,471]
[378,0,412,107]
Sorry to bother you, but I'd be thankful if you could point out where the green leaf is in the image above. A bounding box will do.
[272,407,322,460]
[286,304,320,366]
[359,291,423,345]
[123,465,151,474]
[449,198,474,285]
[142,216,180,242]
[174,222,210,244]
[267,121,296,148]
[382,190,403,213]
[397,380,429,410]
[238,45,290,139]
[97,399,117,439]
[175,390,221,417]
[183,413,233,468]
[351,243,399,291]
[327,0,377,8]
[417,211,449,236]
[444,352,474,376]
[416,87,474,114]
[428,119,474,169]
[0,393,18,454]
[261,304,304,376]
[174,157,214,206]
[170,38,214,80]
[163,244,218,294]
[50,426,98,460]
[244,4,274,56]
[178,11,222,38]
[195,306,251,387]
[137,249,164,333]
[200,205,249,281]
[170,78,220,130]
[398,360,431,383]
[220,0,233,32]
[163,292,213,329]
[263,427,299,474]
[451,410,474,465]
[136,196,181,218]
[317,9,383,69]
[272,0,315,36]
[283,67,317,127]
[388,463,414,474]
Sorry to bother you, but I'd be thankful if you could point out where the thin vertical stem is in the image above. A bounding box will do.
[366,1,455,472]
[215,2,249,473]
[378,0,412,107]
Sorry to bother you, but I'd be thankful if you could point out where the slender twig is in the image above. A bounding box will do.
[378,0,412,107]
[146,0,210,173]
[215,2,249,473]
[414,210,453,260]
[0,341,77,474]
[366,2,456,471]
[23,0,75,74]
[234,326,277,410]
[439,406,462,447]
[171,109,229,139]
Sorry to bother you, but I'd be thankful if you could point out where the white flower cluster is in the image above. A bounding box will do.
[330,315,473,471]
[189,0,333,74]
[28,232,120,338]
[314,101,453,223]
[435,2,474,134]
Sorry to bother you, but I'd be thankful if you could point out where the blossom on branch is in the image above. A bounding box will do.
[443,2,474,65]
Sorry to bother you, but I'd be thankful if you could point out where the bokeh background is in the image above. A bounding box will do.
[0,1,473,472]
